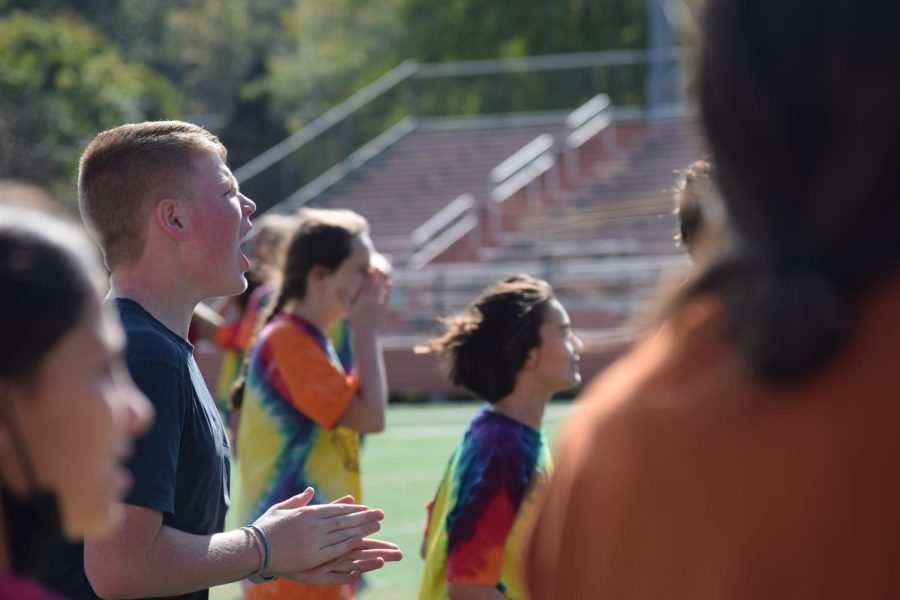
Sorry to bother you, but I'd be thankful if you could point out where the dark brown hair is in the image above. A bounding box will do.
[679,0,900,383]
[0,208,103,381]
[418,274,554,403]
[78,121,226,269]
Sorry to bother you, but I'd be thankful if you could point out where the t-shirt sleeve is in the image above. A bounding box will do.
[122,355,188,515]
[267,326,359,429]
[423,497,436,542]
[446,441,534,586]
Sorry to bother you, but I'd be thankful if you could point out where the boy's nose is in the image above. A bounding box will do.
[240,194,256,216]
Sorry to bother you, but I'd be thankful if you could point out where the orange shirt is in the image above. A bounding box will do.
[526,279,900,600]
[238,313,360,600]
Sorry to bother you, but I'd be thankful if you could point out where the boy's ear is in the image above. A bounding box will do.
[154,199,189,241]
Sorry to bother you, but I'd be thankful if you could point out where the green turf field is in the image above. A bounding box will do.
[211,401,573,600]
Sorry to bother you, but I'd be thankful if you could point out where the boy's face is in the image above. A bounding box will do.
[182,152,256,298]
[529,299,583,395]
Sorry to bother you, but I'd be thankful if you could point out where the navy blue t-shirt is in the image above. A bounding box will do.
[40,299,230,600]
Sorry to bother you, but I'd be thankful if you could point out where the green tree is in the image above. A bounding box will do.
[2,0,293,120]
[0,11,179,199]
[401,0,646,61]
[250,0,649,132]
[245,0,406,132]
[0,0,653,195]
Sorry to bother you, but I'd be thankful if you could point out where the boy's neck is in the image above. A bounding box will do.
[284,299,338,335]
[109,270,200,339]
[490,379,550,431]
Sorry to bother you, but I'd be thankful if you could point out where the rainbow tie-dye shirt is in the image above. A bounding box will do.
[237,311,361,518]
[237,313,360,599]
[419,407,552,600]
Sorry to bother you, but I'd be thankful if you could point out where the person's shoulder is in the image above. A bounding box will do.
[115,301,189,368]
[564,305,738,469]
[263,318,323,354]
[263,318,306,341]
[471,409,530,439]
[577,341,676,442]
[466,409,540,464]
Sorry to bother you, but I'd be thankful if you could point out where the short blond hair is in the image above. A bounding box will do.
[78,121,226,269]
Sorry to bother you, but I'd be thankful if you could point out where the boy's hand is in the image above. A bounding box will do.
[350,270,391,331]
[252,488,387,576]
[281,538,404,585]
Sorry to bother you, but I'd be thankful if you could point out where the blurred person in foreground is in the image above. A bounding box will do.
[0,207,152,599]
[40,121,401,600]
[526,0,900,598]
[418,275,582,600]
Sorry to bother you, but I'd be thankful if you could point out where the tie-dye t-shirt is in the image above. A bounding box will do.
[419,407,552,600]
[237,312,360,600]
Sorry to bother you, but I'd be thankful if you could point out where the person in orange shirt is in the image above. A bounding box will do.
[526,0,900,598]
[236,208,393,600]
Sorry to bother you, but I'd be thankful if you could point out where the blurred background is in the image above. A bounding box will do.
[1,1,704,597]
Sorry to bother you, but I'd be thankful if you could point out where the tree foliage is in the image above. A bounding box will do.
[0,10,178,197]
[243,0,406,132]
[402,0,646,61]
[251,0,649,135]
[0,0,651,197]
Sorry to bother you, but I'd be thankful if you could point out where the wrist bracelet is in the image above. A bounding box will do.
[242,525,278,583]
[241,526,263,571]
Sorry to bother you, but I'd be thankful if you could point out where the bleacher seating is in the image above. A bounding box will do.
[291,113,705,397]
[193,112,705,399]
[311,121,568,262]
